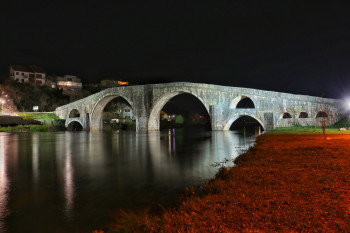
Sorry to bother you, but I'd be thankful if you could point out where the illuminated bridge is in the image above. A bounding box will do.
[54,82,345,131]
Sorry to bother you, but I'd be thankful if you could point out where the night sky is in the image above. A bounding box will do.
[1,0,350,99]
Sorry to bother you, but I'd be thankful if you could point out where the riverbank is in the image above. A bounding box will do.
[0,113,66,132]
[268,126,350,134]
[0,123,66,132]
[109,131,350,232]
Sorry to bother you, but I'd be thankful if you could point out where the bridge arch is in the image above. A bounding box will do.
[316,111,328,118]
[90,94,134,131]
[148,91,209,131]
[230,96,255,109]
[66,120,83,131]
[282,112,292,119]
[223,114,265,131]
[299,111,309,118]
[69,109,80,118]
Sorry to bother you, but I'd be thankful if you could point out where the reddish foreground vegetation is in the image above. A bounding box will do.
[139,134,350,232]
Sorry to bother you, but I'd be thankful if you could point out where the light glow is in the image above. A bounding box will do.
[118,81,128,85]
[58,81,77,87]
[0,135,8,232]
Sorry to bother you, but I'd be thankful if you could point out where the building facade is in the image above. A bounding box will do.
[9,65,46,85]
[115,104,135,120]
[57,75,82,91]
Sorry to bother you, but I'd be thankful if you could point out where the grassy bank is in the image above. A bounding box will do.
[0,124,65,132]
[18,112,60,120]
[0,112,65,132]
[105,131,350,232]
[268,126,350,134]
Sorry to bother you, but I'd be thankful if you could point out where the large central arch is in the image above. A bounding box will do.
[90,94,134,131]
[148,91,210,131]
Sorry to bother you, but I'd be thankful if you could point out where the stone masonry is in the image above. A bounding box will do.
[54,82,346,131]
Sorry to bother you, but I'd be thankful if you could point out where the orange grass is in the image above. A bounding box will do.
[140,134,350,232]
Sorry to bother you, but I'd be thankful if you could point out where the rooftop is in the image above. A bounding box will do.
[10,65,46,73]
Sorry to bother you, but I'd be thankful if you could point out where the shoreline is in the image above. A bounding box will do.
[109,131,350,232]
[0,124,65,132]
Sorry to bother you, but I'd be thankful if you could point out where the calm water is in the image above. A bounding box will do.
[0,129,257,233]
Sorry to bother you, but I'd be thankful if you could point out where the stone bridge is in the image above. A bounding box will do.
[54,82,346,131]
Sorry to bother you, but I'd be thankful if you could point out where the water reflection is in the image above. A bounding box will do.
[146,129,256,187]
[32,134,39,188]
[168,129,176,156]
[1,130,257,233]
[0,134,9,233]
[64,133,75,217]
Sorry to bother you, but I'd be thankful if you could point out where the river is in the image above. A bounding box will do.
[0,129,258,233]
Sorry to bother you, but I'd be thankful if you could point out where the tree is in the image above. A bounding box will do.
[4,81,70,112]
[175,115,184,124]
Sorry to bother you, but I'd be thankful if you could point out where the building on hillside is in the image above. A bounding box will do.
[121,105,135,120]
[9,65,46,85]
[115,104,135,120]
[57,75,82,91]
[100,79,129,88]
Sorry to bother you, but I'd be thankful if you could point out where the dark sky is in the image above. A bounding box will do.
[1,0,350,99]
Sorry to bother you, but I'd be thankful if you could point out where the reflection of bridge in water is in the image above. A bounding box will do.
[54,82,345,131]
[148,130,257,170]
[0,130,257,230]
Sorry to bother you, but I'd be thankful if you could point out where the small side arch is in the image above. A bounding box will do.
[148,91,209,131]
[90,94,134,131]
[282,112,292,119]
[299,112,309,118]
[316,111,328,118]
[66,120,83,131]
[69,109,80,118]
[223,114,265,131]
[229,96,255,109]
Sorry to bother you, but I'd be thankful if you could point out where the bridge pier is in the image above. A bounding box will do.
[210,105,226,130]
[136,116,149,131]
[89,116,102,131]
